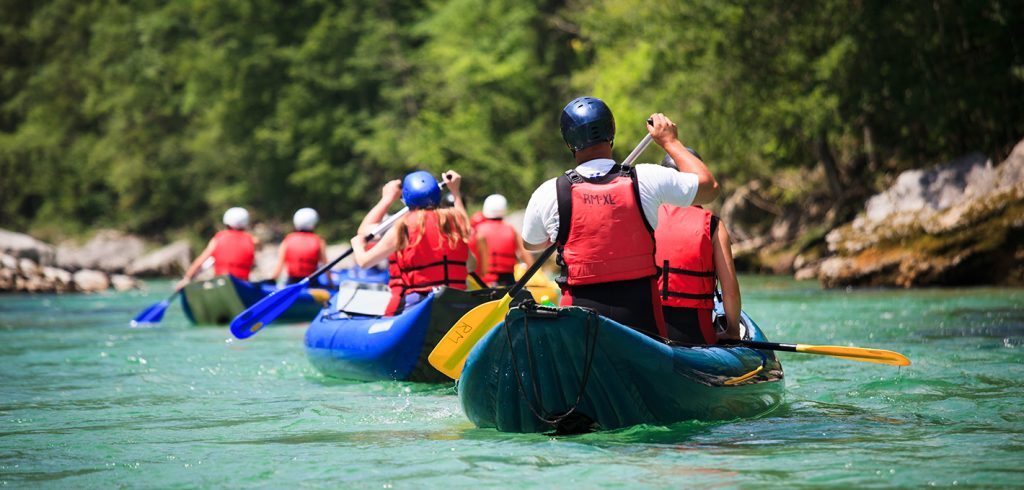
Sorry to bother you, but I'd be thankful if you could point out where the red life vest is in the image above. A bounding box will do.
[654,205,716,310]
[474,218,518,283]
[212,229,255,280]
[281,231,321,279]
[388,210,468,313]
[384,251,404,315]
[556,166,657,285]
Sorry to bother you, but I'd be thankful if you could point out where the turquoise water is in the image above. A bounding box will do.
[1,276,1022,488]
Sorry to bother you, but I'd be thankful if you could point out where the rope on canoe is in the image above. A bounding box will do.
[503,304,600,429]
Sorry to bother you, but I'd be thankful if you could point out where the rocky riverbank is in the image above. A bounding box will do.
[0,226,354,294]
[0,229,190,293]
[727,137,1024,288]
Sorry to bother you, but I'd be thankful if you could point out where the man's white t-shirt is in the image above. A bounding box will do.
[521,158,699,245]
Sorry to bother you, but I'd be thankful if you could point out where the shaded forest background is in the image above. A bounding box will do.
[2,0,1022,243]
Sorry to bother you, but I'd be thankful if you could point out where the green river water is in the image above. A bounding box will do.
[1,276,1022,488]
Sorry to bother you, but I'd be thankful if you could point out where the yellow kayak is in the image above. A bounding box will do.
[514,263,560,306]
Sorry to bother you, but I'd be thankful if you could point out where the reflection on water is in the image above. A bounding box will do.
[0,280,1021,487]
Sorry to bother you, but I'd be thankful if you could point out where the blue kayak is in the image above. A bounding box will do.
[180,275,332,325]
[305,286,511,383]
[458,303,785,433]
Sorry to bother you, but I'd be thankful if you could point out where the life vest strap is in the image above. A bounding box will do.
[663,266,715,277]
[398,259,468,273]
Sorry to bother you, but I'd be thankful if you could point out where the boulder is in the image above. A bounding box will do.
[57,230,147,273]
[820,139,1024,288]
[0,228,56,265]
[127,240,192,277]
[110,274,137,291]
[72,269,110,292]
[18,258,39,276]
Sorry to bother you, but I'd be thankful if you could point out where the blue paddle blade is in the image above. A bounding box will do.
[130,299,169,327]
[230,283,305,339]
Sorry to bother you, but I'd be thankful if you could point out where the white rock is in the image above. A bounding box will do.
[72,269,110,292]
[110,274,137,291]
[42,266,72,284]
[18,258,39,275]
[127,240,192,277]
[0,228,56,265]
[57,230,147,273]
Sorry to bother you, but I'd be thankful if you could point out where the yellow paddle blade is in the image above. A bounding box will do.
[428,294,514,379]
[795,344,911,366]
[307,288,332,303]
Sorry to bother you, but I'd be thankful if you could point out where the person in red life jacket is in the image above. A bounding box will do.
[472,194,534,287]
[177,207,257,289]
[268,207,327,284]
[470,210,487,228]
[350,170,475,315]
[521,96,719,338]
[655,153,741,344]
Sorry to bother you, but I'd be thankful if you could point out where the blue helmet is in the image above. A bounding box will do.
[402,171,441,208]
[560,96,615,152]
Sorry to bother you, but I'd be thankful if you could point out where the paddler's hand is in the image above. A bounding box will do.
[350,234,367,253]
[717,323,741,342]
[443,170,462,196]
[381,179,402,204]
[174,278,189,291]
[647,113,680,148]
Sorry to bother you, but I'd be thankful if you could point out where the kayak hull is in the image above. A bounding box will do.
[458,305,784,433]
[304,287,509,382]
[180,275,329,325]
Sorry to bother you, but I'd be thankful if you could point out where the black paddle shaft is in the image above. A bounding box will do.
[723,339,799,352]
[507,244,558,298]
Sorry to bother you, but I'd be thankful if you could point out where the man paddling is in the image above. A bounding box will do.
[655,153,741,344]
[269,208,328,284]
[471,194,534,287]
[521,96,719,337]
[177,207,257,289]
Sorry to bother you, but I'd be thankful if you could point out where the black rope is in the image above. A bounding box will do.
[503,305,600,429]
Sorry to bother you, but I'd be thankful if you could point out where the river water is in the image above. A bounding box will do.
[1,276,1021,488]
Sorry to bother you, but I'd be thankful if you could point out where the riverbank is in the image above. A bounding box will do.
[727,138,1024,288]
[3,138,1022,293]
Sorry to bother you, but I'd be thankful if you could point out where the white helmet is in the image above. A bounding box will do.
[293,207,319,231]
[222,207,250,229]
[482,194,508,219]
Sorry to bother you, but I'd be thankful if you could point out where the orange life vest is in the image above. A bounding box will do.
[474,218,518,283]
[654,205,716,309]
[212,229,255,280]
[387,210,469,314]
[281,231,321,279]
[556,165,657,285]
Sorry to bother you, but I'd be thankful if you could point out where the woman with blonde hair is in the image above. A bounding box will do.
[351,170,474,315]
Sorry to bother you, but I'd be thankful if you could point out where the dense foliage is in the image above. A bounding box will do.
[2,0,1021,240]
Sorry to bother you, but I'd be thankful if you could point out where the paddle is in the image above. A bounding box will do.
[723,339,911,366]
[129,290,181,327]
[129,257,214,327]
[428,130,656,379]
[428,243,558,379]
[229,208,410,339]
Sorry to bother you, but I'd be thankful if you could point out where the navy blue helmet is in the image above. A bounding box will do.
[560,96,615,152]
